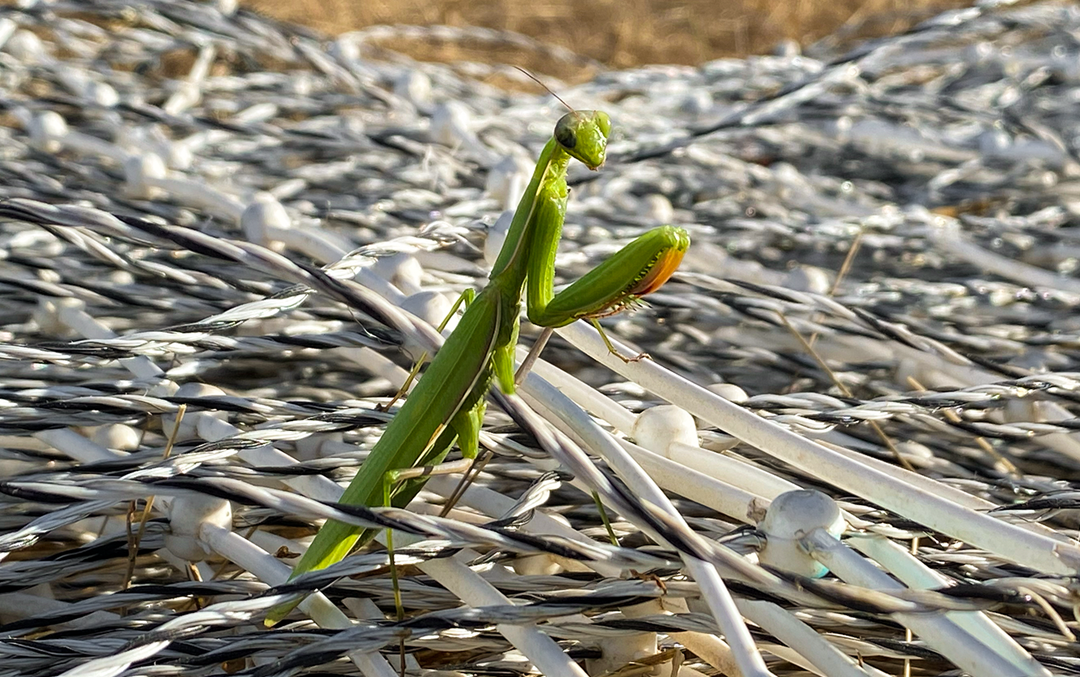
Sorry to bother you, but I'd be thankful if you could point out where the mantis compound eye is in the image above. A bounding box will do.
[595,111,611,138]
[554,114,578,150]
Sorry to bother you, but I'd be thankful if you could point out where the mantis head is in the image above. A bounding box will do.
[554,110,611,170]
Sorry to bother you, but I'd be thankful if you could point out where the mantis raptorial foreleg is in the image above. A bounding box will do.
[266,105,690,627]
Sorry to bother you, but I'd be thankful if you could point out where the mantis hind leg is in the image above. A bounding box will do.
[380,395,484,643]
[317,399,480,580]
[381,394,484,513]
[439,399,491,516]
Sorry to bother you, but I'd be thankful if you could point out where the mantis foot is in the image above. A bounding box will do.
[613,350,651,363]
[590,318,652,364]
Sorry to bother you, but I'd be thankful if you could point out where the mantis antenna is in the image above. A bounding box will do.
[514,66,574,113]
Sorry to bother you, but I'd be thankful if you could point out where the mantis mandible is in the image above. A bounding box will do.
[266,106,689,624]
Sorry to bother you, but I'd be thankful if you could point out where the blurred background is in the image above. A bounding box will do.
[243,0,969,76]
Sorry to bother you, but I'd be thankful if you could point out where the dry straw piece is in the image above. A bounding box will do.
[2,1,1080,676]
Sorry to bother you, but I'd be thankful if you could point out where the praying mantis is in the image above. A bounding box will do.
[266,104,689,625]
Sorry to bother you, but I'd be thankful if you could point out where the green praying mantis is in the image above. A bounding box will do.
[266,103,689,625]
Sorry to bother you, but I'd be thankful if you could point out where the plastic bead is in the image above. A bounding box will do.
[631,404,699,452]
[758,489,845,578]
